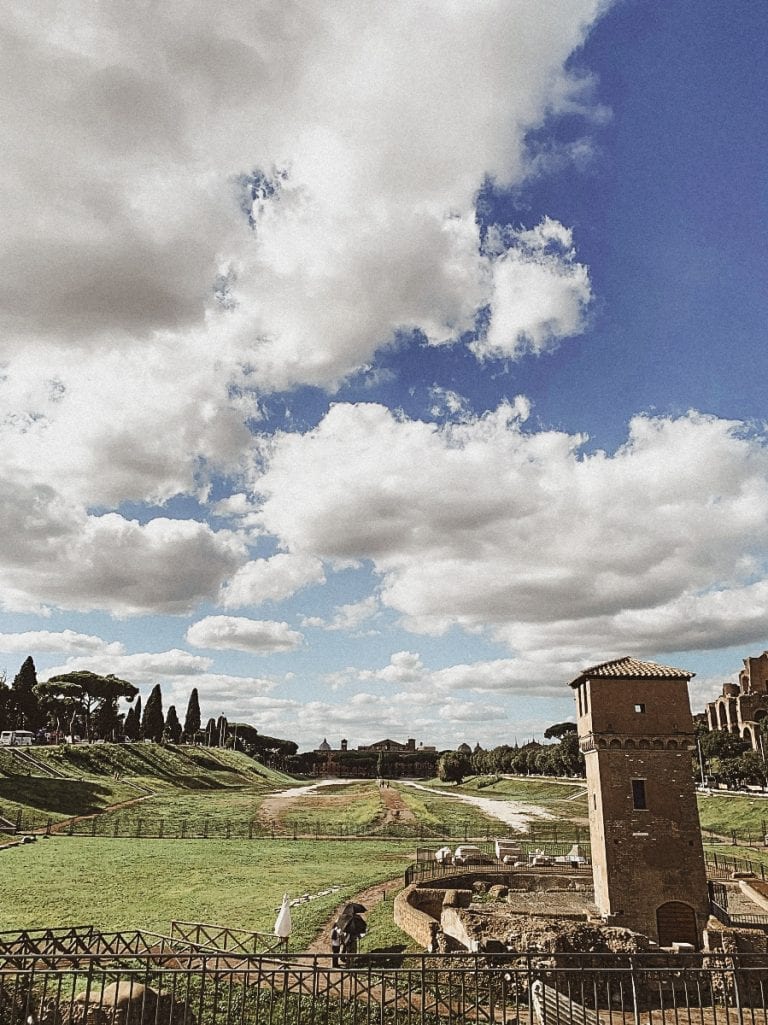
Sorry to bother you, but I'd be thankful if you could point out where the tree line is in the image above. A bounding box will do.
[436,722,584,783]
[0,656,297,761]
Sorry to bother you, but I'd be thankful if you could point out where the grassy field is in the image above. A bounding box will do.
[414,776,588,832]
[697,792,768,838]
[0,744,297,830]
[395,784,510,835]
[0,836,413,948]
[277,782,385,833]
[0,775,143,825]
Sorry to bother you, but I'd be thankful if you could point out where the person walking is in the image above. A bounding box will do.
[331,921,341,967]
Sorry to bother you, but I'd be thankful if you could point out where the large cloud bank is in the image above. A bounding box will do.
[0,0,599,514]
[255,402,768,664]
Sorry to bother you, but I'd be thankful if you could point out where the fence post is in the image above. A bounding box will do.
[203,817,209,839]
[91,817,97,837]
[68,817,74,836]
[226,821,231,839]
[181,819,187,839]
[248,821,253,840]
[732,830,737,846]
[159,819,164,839]
[15,808,22,834]
[136,818,142,838]
[113,818,119,838]
[46,818,52,836]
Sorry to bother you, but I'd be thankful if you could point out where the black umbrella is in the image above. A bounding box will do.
[343,914,367,938]
[340,902,367,915]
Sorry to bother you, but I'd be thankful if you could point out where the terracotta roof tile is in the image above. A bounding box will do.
[568,656,694,688]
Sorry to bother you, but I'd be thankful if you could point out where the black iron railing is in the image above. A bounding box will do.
[4,948,768,1025]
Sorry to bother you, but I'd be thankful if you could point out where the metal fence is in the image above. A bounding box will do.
[3,812,537,841]
[4,949,768,1025]
[705,851,768,882]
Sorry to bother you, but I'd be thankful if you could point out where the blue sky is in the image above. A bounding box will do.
[1,0,767,749]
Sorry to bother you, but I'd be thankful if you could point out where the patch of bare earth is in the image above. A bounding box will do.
[379,785,415,824]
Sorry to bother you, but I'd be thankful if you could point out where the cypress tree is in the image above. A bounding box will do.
[141,684,164,742]
[205,717,217,746]
[217,715,228,747]
[165,705,182,744]
[11,656,43,731]
[183,688,201,742]
[133,696,142,739]
[123,703,138,740]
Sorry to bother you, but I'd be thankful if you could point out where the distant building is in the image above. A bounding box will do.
[310,737,438,778]
[357,738,417,752]
[705,651,768,751]
[571,655,709,947]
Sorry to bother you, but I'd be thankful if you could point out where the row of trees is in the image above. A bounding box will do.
[0,655,298,764]
[695,717,768,788]
[436,723,584,784]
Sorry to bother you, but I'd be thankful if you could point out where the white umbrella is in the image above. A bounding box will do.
[274,893,292,941]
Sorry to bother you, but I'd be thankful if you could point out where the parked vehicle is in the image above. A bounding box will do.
[0,730,35,746]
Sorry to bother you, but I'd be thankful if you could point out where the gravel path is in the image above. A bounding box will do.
[401,781,554,831]
[262,778,555,832]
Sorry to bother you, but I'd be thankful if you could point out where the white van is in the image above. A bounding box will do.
[0,730,35,746]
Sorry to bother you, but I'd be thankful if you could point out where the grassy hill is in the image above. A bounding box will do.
[0,743,297,829]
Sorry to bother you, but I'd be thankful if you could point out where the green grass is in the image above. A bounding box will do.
[358,890,420,954]
[697,792,768,838]
[0,776,144,826]
[277,782,385,832]
[0,743,299,829]
[80,787,270,834]
[0,836,412,949]
[396,784,511,835]
[22,742,292,789]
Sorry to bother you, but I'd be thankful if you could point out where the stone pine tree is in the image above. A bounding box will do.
[183,688,201,742]
[165,705,182,743]
[11,656,43,731]
[141,685,164,742]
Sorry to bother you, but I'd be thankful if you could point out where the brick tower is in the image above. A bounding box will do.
[570,656,709,947]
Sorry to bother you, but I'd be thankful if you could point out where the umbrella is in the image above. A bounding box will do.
[338,902,367,923]
[274,893,292,940]
[344,915,367,938]
[337,902,367,939]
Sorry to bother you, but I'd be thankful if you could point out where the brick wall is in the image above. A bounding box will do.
[393,885,446,947]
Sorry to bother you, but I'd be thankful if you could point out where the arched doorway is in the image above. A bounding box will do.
[656,901,698,948]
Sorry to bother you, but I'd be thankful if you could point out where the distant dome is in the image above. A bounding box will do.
[457,743,472,755]
[318,738,331,751]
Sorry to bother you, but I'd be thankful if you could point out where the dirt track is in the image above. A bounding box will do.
[306,876,405,955]
[258,779,416,832]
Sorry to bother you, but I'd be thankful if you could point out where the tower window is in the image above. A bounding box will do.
[632,779,647,810]
[634,703,646,713]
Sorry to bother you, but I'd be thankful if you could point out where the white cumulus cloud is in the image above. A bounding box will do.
[220,553,325,608]
[0,630,125,656]
[0,0,606,517]
[254,402,768,666]
[186,615,303,654]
